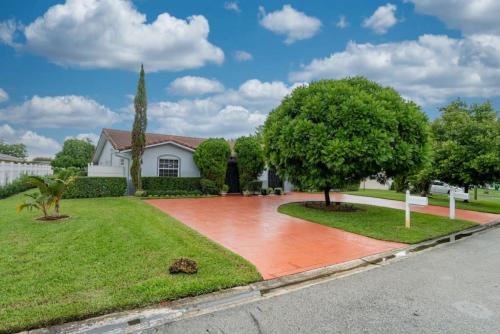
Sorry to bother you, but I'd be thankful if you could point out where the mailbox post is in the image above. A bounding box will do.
[405,190,429,228]
[450,189,455,220]
[405,191,411,228]
[449,190,469,220]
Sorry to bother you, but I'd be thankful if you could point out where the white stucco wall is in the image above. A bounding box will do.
[98,140,116,166]
[140,143,200,177]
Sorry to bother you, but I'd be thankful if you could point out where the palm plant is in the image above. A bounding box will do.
[17,176,74,219]
[17,192,54,219]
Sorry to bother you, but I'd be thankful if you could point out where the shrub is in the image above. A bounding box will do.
[333,182,360,192]
[260,188,268,196]
[268,187,274,195]
[0,176,35,199]
[200,178,219,195]
[274,187,283,195]
[134,190,146,197]
[55,167,85,180]
[243,180,263,192]
[145,189,203,197]
[234,136,265,189]
[193,138,231,189]
[64,177,127,198]
[142,177,202,192]
[222,184,229,193]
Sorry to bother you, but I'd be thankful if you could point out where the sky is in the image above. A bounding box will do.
[1,0,500,158]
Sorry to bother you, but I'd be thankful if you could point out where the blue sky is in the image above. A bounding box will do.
[1,0,499,157]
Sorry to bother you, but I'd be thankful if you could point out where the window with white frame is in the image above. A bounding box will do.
[158,158,179,177]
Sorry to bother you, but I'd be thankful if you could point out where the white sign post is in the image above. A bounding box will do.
[450,189,455,220]
[405,190,429,228]
[449,190,469,220]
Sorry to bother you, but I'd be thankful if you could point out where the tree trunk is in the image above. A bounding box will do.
[474,186,478,200]
[324,187,331,206]
[137,165,142,191]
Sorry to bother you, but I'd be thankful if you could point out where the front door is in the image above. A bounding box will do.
[225,158,240,193]
[268,167,283,188]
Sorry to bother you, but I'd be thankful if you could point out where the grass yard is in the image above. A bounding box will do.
[279,202,476,244]
[0,193,260,333]
[477,188,500,198]
[343,189,500,214]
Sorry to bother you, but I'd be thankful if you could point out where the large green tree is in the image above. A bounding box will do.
[0,140,27,158]
[130,64,148,191]
[234,136,265,190]
[193,138,231,189]
[51,139,94,169]
[263,77,430,206]
[432,100,500,197]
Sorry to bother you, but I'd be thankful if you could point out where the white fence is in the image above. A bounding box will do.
[0,162,53,186]
[87,163,125,177]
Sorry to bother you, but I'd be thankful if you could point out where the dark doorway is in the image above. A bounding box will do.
[225,158,240,193]
[268,167,283,188]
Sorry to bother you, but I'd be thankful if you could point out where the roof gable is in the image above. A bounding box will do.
[102,128,206,151]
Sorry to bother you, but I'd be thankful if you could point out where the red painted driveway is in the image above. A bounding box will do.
[147,193,498,279]
[147,193,408,279]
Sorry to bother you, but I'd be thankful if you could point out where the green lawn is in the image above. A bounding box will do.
[343,189,500,214]
[279,202,476,244]
[477,188,500,198]
[0,193,260,333]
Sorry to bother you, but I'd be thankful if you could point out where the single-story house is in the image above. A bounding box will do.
[91,128,293,193]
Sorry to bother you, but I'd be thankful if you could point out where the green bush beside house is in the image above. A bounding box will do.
[64,177,127,198]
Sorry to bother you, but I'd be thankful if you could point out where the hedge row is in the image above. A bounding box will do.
[0,177,35,199]
[141,177,202,192]
[64,177,127,198]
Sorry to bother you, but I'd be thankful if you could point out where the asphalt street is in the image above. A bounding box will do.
[148,227,500,334]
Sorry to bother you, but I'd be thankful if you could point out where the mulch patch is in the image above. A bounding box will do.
[36,215,70,221]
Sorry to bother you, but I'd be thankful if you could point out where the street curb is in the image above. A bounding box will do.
[24,219,500,334]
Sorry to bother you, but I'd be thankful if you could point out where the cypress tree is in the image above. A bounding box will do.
[130,64,147,191]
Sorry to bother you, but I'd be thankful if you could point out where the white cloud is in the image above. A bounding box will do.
[0,88,8,103]
[363,3,398,34]
[0,19,20,47]
[408,0,500,35]
[234,50,253,62]
[336,15,349,29]
[0,124,61,158]
[168,76,225,96]
[147,79,300,137]
[290,34,500,106]
[1,0,223,71]
[258,5,321,44]
[65,133,99,145]
[0,95,119,128]
[224,2,241,13]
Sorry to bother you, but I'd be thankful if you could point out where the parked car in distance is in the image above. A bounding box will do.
[430,181,463,195]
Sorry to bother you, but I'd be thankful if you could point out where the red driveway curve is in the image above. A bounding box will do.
[147,193,407,279]
[146,193,499,279]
